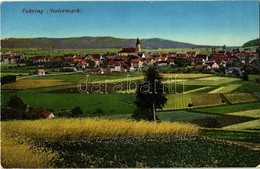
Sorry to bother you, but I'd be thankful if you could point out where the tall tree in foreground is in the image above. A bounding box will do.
[132,66,168,122]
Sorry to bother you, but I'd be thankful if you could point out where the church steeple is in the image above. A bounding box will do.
[136,38,141,52]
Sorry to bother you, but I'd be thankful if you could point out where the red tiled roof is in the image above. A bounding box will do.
[131,59,139,63]
[42,110,52,118]
[119,48,136,53]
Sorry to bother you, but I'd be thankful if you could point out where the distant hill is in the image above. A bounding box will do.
[1,37,213,49]
[242,38,260,48]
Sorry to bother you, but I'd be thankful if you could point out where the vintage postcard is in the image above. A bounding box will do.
[1,0,260,168]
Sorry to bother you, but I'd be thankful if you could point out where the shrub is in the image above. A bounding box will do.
[92,108,104,115]
[1,75,16,85]
[71,107,84,117]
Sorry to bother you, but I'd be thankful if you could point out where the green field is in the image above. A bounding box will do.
[1,92,136,115]
[194,102,260,115]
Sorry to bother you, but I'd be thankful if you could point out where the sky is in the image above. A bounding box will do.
[1,1,259,46]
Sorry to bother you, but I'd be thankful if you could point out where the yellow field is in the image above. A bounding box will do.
[163,94,192,110]
[1,79,72,89]
[209,84,241,93]
[191,94,223,107]
[222,119,260,131]
[1,118,199,167]
[224,93,258,104]
[227,109,260,118]
[1,132,58,168]
[2,118,200,142]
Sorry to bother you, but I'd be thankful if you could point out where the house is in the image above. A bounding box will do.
[42,110,55,118]
[27,106,55,119]
[114,61,123,72]
[155,60,168,67]
[93,57,100,67]
[38,69,46,76]
[211,62,219,69]
[131,59,142,70]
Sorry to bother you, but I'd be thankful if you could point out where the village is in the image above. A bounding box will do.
[1,38,257,120]
[1,38,259,77]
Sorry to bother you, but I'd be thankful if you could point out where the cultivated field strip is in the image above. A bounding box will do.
[209,84,241,93]
[222,119,260,131]
[227,109,260,118]
[224,93,259,104]
[163,94,192,110]
[191,94,223,108]
[1,79,72,90]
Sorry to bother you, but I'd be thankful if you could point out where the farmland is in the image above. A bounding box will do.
[2,118,260,168]
[1,65,260,167]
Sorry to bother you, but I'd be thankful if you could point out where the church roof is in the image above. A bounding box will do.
[119,48,136,53]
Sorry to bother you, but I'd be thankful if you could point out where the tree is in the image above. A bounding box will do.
[132,66,167,122]
[188,103,193,111]
[3,95,27,120]
[222,45,226,51]
[242,71,249,81]
[71,106,84,117]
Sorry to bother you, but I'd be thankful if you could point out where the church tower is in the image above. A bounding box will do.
[136,38,141,53]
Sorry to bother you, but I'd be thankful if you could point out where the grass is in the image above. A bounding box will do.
[1,92,136,115]
[200,129,260,143]
[163,94,192,110]
[1,132,57,168]
[209,84,241,93]
[224,93,259,104]
[2,48,121,57]
[185,76,240,86]
[158,110,219,122]
[162,73,214,79]
[222,119,260,131]
[102,110,219,122]
[2,118,200,141]
[194,102,260,115]
[1,79,72,90]
[228,109,260,118]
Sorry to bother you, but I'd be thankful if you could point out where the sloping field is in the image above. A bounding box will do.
[163,94,192,110]
[191,94,223,108]
[1,79,72,90]
[195,102,260,115]
[228,109,260,118]
[224,93,258,104]
[162,73,213,79]
[185,77,240,86]
[209,84,241,93]
[158,111,219,122]
[222,119,260,131]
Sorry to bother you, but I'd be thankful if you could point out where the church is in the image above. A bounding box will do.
[118,38,141,56]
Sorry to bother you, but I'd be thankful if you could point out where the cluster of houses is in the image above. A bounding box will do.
[1,38,258,75]
[1,51,23,64]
